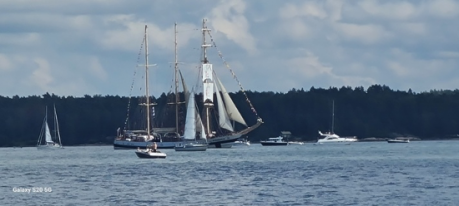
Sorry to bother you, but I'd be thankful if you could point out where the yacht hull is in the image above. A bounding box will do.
[260,142,288,146]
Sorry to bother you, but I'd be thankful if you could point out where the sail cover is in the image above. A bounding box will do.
[202,64,214,103]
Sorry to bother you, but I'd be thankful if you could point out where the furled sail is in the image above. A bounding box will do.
[202,64,214,104]
[215,74,247,126]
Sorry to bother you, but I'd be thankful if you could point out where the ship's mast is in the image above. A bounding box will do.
[201,19,213,137]
[144,25,151,139]
[141,25,156,140]
[174,22,179,134]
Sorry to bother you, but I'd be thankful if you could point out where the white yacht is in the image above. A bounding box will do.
[260,136,288,146]
[317,131,358,144]
[316,101,357,144]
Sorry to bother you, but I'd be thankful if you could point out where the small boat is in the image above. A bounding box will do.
[288,141,304,145]
[135,143,166,159]
[387,139,410,143]
[260,136,288,146]
[233,137,250,146]
[135,149,167,159]
[37,105,63,150]
[174,142,207,151]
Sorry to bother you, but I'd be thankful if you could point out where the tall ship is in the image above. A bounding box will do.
[113,24,182,149]
[114,20,262,149]
[196,19,263,148]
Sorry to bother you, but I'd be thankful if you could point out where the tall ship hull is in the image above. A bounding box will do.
[206,134,242,148]
[113,140,177,149]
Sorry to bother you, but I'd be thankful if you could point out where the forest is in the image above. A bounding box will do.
[1,84,459,147]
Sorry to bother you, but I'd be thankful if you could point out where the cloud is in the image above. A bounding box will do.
[88,57,108,81]
[0,54,13,71]
[333,23,392,44]
[28,58,53,91]
[286,51,376,89]
[209,0,257,55]
[357,0,418,20]
[427,0,459,18]
[1,0,459,97]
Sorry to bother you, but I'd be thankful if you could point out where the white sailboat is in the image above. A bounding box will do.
[317,100,357,144]
[198,19,263,148]
[174,91,208,151]
[37,105,63,149]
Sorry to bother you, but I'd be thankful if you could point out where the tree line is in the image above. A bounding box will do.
[1,84,459,147]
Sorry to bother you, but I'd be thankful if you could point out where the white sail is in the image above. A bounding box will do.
[202,63,214,103]
[44,121,53,143]
[215,74,247,126]
[214,79,234,132]
[183,92,197,140]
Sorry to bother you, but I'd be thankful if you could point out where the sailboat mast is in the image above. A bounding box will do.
[331,100,335,134]
[174,22,179,134]
[144,25,151,139]
[54,104,62,147]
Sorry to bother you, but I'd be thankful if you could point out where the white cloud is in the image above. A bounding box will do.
[358,0,418,20]
[435,51,459,58]
[28,58,53,91]
[334,23,392,44]
[287,52,376,89]
[427,0,459,18]
[209,0,257,55]
[279,2,327,19]
[88,57,108,81]
[0,0,459,97]
[0,54,12,71]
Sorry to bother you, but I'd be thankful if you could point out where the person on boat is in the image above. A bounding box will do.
[153,142,157,152]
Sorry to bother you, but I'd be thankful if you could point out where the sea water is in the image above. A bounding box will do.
[1,141,459,205]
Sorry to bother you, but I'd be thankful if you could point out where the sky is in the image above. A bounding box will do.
[1,0,459,98]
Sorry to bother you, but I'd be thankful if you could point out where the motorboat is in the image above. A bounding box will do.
[260,136,288,146]
[316,101,357,144]
[317,131,358,144]
[135,149,167,159]
[233,137,250,146]
[288,141,304,145]
[387,139,410,143]
[135,143,166,159]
